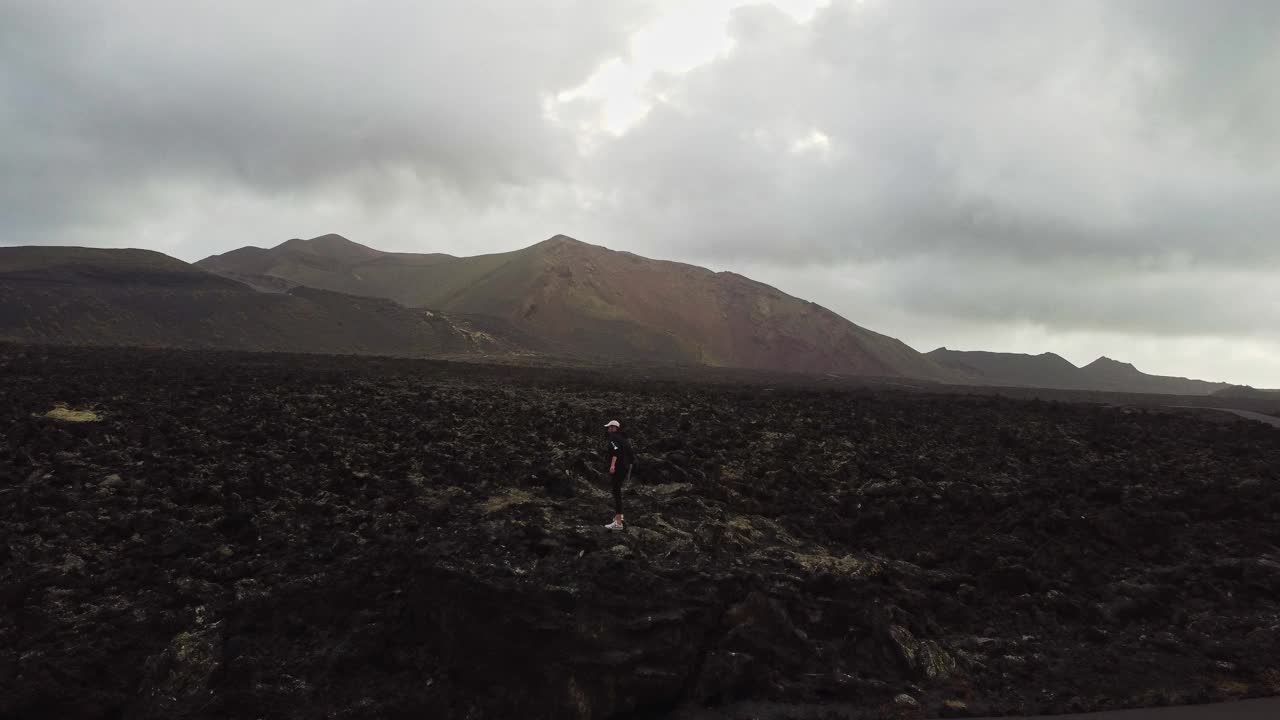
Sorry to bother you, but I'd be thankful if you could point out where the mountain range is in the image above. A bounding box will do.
[1,234,1264,395]
[926,348,1234,395]
[0,246,520,358]
[197,234,951,378]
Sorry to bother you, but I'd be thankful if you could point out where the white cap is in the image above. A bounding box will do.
[604,420,621,428]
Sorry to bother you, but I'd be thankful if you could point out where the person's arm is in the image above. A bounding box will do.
[609,440,618,474]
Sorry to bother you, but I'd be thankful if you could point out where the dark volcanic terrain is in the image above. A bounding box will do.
[3,345,1279,719]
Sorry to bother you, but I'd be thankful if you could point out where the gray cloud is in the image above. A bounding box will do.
[590,0,1280,268]
[2,0,1279,384]
[1,0,652,242]
[866,258,1280,338]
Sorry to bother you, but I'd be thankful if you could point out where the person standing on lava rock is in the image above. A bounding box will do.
[604,419,634,530]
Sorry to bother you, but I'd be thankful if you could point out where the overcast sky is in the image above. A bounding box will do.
[3,0,1279,386]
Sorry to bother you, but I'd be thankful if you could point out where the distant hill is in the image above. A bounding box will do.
[1,246,230,286]
[199,234,959,379]
[929,348,1234,395]
[1078,356,1231,395]
[1212,385,1280,399]
[927,349,1083,389]
[0,246,524,358]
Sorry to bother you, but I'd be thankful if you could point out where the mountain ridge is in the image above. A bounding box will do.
[0,245,524,358]
[7,239,1264,392]
[198,233,959,380]
[929,347,1236,395]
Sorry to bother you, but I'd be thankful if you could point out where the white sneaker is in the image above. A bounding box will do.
[605,519,625,530]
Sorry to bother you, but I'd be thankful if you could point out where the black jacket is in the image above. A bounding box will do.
[607,432,634,473]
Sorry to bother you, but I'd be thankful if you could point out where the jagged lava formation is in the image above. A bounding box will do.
[2,345,1279,719]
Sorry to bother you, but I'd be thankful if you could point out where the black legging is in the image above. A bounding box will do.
[612,466,630,515]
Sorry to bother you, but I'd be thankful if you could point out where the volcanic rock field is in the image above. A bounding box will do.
[3,345,1279,719]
